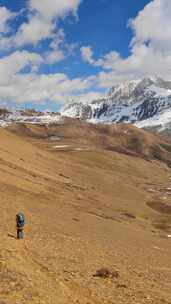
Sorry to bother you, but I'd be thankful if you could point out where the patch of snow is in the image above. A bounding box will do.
[0,120,9,127]
[149,85,171,97]
[0,111,63,128]
[135,108,171,130]
[49,136,61,141]
[53,145,70,148]
[74,147,89,151]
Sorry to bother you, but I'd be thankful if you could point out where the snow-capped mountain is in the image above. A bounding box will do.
[0,109,62,127]
[61,77,171,133]
[1,77,171,135]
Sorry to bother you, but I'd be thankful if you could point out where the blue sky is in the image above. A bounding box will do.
[58,0,150,78]
[0,0,170,111]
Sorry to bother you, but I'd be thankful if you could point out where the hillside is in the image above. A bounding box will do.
[0,121,171,303]
[7,119,171,166]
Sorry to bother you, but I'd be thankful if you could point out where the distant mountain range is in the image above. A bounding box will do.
[1,77,171,136]
[0,109,62,127]
[61,77,171,134]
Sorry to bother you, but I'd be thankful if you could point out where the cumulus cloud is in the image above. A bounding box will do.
[0,0,82,53]
[0,49,95,104]
[0,51,43,84]
[29,0,82,20]
[80,46,119,69]
[66,91,104,105]
[0,16,53,49]
[0,6,15,33]
[15,0,82,47]
[15,16,54,47]
[46,29,66,64]
[81,0,171,88]
[1,0,171,108]
[130,0,171,52]
[0,1,85,107]
[80,46,97,65]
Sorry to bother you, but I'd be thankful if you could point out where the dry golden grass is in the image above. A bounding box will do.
[0,121,171,303]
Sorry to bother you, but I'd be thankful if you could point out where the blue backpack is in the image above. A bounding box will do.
[16,213,25,228]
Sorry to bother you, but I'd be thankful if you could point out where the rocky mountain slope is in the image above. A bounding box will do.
[0,109,62,127]
[61,77,171,133]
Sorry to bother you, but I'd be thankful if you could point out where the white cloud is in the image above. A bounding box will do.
[46,49,65,64]
[29,0,82,20]
[80,46,96,65]
[1,0,171,108]
[96,46,171,88]
[15,15,54,46]
[67,91,104,104]
[130,0,171,52]
[0,49,94,104]
[46,30,77,64]
[0,6,15,33]
[0,51,43,85]
[81,0,171,88]
[0,1,86,107]
[46,29,66,63]
[80,46,106,67]
[12,0,82,48]
[0,16,54,50]
[0,0,82,54]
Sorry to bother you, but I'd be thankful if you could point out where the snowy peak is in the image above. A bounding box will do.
[108,79,142,100]
[61,77,171,132]
[107,77,171,104]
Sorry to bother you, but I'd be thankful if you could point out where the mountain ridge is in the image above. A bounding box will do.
[61,77,171,133]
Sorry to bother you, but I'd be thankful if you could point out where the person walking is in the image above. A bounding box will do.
[16,213,25,239]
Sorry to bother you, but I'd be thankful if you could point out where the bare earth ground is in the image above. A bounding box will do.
[0,122,171,304]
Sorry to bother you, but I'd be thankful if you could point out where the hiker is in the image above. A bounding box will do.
[16,213,25,239]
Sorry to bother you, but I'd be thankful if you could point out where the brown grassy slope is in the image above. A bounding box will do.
[8,119,171,164]
[0,125,171,304]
